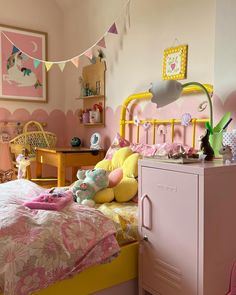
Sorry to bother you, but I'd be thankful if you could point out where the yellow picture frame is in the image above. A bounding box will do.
[162,45,188,80]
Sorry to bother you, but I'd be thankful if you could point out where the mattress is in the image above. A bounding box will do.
[96,201,138,245]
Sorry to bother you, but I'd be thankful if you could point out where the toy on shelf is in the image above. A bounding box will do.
[89,103,103,123]
[219,145,233,164]
[79,109,90,124]
[79,102,103,124]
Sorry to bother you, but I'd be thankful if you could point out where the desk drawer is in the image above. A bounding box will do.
[65,151,104,166]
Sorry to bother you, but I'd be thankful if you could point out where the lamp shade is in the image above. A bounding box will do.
[149,80,183,108]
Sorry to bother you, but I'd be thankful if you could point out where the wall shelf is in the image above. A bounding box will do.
[76,95,105,100]
[78,59,106,127]
[81,123,104,127]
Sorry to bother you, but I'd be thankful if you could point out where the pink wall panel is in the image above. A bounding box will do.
[1,92,235,153]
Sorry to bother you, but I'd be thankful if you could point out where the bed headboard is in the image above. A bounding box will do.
[119,84,213,149]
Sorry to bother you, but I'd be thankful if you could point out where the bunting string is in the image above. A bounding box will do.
[1,0,131,72]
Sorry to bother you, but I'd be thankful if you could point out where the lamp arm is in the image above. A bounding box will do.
[182,82,213,128]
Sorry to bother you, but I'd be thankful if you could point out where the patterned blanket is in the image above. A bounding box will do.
[0,180,119,295]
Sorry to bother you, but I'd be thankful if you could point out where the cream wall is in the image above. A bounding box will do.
[214,0,236,102]
[61,0,216,147]
[0,0,65,113]
[63,0,216,113]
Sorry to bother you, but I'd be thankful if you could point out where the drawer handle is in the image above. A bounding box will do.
[141,194,152,230]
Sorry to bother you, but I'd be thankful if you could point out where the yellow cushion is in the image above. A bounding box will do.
[111,147,133,169]
[114,177,138,202]
[123,153,141,178]
[94,188,115,203]
[95,159,113,171]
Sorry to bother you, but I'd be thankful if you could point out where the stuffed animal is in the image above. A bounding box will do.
[70,168,109,207]
[16,154,31,179]
[219,145,233,164]
[94,147,141,203]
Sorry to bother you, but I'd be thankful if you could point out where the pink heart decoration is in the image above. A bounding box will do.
[171,63,176,70]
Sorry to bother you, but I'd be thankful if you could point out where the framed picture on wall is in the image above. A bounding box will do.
[0,24,47,102]
[162,44,188,80]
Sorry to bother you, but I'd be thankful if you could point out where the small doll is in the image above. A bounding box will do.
[200,129,214,161]
[16,152,31,179]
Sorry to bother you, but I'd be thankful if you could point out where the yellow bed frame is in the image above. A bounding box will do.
[119,84,213,149]
[33,242,138,295]
[1,84,213,295]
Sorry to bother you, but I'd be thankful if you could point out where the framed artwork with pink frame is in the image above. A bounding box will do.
[0,24,47,103]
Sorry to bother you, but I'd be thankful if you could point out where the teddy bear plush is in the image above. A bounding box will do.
[70,168,109,207]
[94,147,141,203]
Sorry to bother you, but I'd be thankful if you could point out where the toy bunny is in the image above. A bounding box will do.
[200,129,214,161]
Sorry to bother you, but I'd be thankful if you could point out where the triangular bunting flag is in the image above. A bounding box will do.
[71,56,79,68]
[12,46,20,54]
[45,62,53,71]
[108,23,118,34]
[33,59,41,69]
[84,49,93,59]
[58,62,66,72]
[97,37,106,48]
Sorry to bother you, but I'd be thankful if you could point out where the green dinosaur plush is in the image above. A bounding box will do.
[70,168,109,207]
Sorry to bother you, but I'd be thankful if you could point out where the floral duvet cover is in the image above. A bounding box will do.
[0,180,119,295]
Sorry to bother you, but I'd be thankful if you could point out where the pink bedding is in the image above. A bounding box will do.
[0,180,120,295]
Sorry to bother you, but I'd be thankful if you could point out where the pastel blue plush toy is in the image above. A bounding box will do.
[71,168,109,207]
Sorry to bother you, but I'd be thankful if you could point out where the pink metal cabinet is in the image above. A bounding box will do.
[138,159,236,295]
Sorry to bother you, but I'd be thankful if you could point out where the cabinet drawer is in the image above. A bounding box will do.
[139,166,198,295]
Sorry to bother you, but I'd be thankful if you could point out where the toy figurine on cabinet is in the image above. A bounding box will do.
[200,129,214,161]
[219,145,233,164]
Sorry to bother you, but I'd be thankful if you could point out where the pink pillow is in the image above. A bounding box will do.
[154,143,194,157]
[130,143,157,157]
[130,142,194,157]
[131,193,138,203]
[108,168,123,188]
[105,133,130,160]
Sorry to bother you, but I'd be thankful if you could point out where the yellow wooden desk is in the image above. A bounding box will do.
[35,147,105,187]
